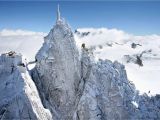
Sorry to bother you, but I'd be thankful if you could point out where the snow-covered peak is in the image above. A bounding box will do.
[32,11,81,119]
[36,13,75,62]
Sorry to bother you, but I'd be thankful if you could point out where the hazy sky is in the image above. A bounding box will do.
[0,1,160,35]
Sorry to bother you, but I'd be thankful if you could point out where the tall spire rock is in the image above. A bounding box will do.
[56,4,61,23]
[32,4,81,119]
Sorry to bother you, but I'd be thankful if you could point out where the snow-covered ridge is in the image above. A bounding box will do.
[0,52,52,120]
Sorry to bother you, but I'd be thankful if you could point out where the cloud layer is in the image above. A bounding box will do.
[0,29,46,61]
[75,28,131,47]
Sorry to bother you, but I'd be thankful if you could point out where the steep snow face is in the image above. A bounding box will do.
[33,20,81,119]
[0,53,52,120]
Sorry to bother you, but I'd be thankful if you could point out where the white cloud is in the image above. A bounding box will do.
[0,29,46,61]
[0,29,44,36]
[75,28,131,48]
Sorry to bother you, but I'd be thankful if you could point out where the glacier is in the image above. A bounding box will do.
[0,6,160,120]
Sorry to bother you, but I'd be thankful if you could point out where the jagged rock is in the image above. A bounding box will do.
[74,54,137,120]
[32,14,81,119]
[131,43,142,49]
[74,29,90,37]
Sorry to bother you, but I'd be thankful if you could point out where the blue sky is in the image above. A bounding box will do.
[0,1,160,35]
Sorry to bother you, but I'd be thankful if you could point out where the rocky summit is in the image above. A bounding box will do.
[0,6,160,120]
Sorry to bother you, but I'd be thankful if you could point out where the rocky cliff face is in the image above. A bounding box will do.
[31,19,81,119]
[75,56,136,120]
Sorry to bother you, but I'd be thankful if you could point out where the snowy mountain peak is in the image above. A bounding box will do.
[36,13,77,63]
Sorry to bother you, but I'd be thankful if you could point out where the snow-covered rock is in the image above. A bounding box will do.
[74,49,137,120]
[31,7,160,120]
[32,15,81,119]
[0,52,52,120]
[132,94,160,120]
[0,6,160,120]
